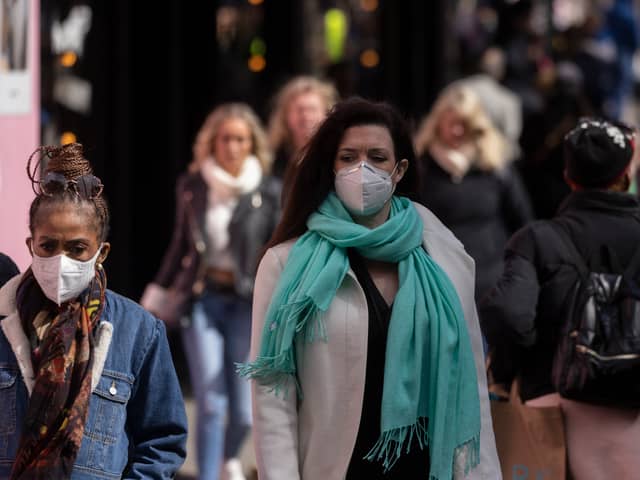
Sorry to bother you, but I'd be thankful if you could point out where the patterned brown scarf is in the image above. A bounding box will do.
[10,267,106,479]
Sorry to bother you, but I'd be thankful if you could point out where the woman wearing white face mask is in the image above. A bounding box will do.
[0,143,187,479]
[239,97,501,479]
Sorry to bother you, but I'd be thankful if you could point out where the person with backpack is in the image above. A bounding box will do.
[480,117,640,479]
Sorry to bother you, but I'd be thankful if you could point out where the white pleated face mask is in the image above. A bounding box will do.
[31,246,102,305]
[334,161,397,216]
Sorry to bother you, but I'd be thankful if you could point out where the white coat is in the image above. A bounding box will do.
[250,202,501,479]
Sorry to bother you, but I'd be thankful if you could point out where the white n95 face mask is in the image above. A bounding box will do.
[334,161,397,216]
[31,246,102,305]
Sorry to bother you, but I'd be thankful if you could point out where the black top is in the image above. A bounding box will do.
[271,145,291,180]
[346,250,429,479]
[419,154,534,301]
[154,172,281,302]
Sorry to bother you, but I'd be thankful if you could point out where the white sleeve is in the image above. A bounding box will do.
[456,269,502,480]
[250,248,301,480]
[458,304,502,480]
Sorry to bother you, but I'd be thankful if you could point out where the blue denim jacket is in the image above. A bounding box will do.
[0,287,188,479]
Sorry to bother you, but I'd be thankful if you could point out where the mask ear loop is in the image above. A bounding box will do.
[388,159,405,181]
[388,159,408,198]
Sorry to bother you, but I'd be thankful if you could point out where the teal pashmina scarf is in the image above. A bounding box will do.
[239,193,480,479]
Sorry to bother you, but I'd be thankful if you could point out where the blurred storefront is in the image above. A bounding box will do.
[37,0,452,297]
[0,0,39,271]
[34,0,640,295]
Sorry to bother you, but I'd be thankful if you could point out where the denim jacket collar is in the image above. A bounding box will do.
[0,273,113,396]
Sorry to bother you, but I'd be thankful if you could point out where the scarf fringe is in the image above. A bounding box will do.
[236,354,300,397]
[237,298,327,398]
[283,299,327,343]
[364,417,430,472]
[364,418,480,480]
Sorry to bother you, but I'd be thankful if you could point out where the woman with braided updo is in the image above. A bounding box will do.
[0,143,188,479]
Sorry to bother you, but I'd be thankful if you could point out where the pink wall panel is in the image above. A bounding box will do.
[0,0,40,272]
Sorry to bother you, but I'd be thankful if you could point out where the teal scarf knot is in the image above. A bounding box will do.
[239,193,481,479]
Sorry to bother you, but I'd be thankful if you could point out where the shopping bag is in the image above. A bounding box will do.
[490,379,566,480]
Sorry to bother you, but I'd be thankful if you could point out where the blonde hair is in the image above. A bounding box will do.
[189,102,272,173]
[414,85,508,171]
[267,76,339,151]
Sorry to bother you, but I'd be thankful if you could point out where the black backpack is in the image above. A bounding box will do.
[551,224,640,408]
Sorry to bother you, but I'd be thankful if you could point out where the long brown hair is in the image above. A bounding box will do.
[266,97,421,250]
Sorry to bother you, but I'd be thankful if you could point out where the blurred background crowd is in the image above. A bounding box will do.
[28,0,640,300]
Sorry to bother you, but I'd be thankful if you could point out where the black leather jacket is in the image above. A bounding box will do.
[154,171,281,302]
[419,153,534,300]
[229,175,282,298]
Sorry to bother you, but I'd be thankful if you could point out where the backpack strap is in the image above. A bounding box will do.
[623,242,640,280]
[548,221,590,278]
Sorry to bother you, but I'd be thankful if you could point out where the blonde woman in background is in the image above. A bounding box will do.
[415,85,533,301]
[268,75,339,180]
[143,103,278,480]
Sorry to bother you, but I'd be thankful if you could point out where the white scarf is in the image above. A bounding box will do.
[428,141,476,183]
[200,155,263,203]
[200,156,263,266]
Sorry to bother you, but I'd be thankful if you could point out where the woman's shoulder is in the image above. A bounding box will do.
[259,175,284,198]
[412,202,464,247]
[505,219,558,262]
[411,201,477,278]
[237,175,283,205]
[176,170,206,192]
[0,273,22,316]
[260,239,298,269]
